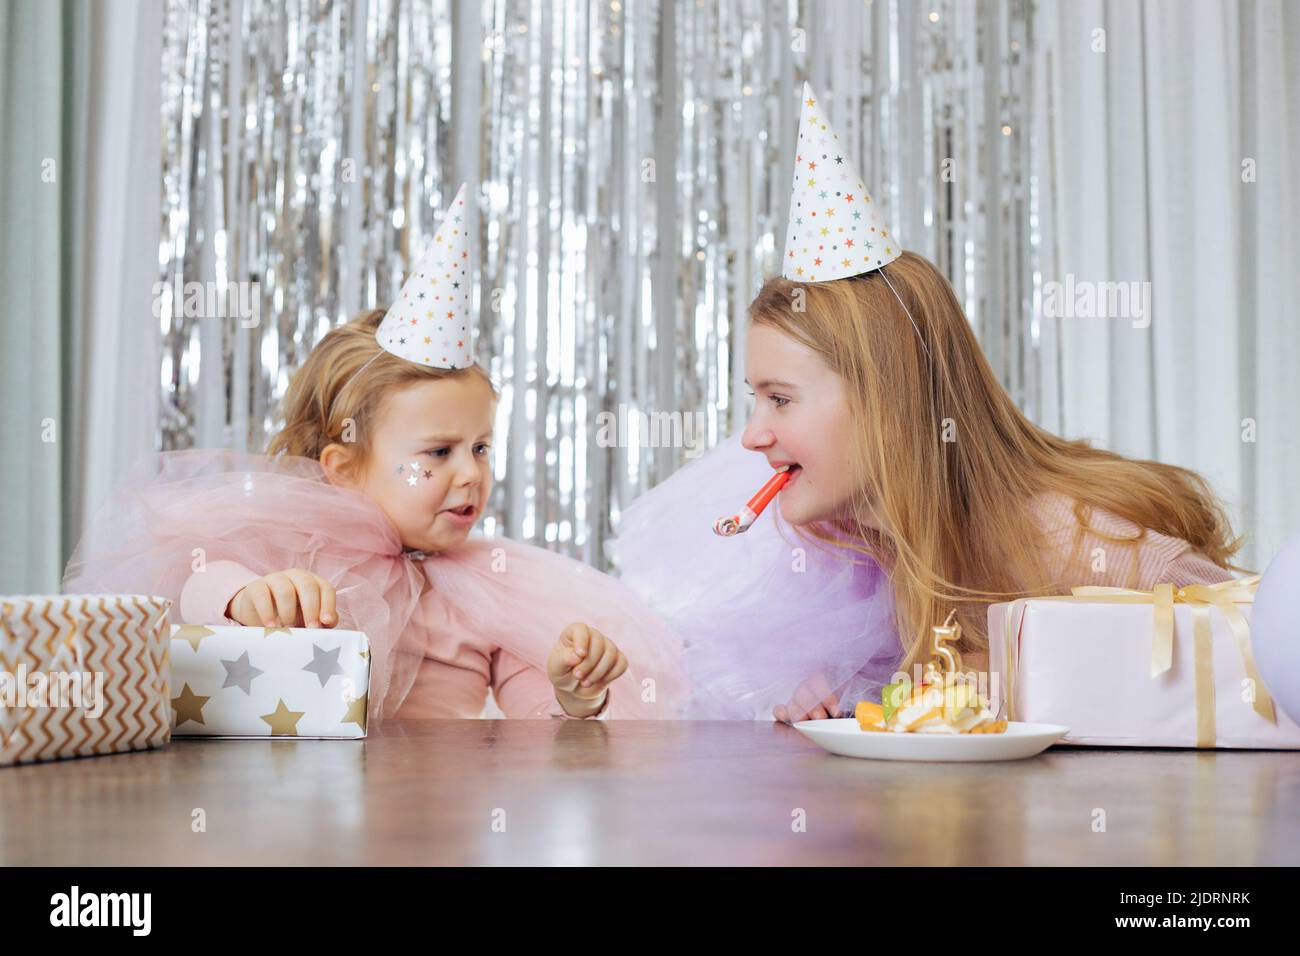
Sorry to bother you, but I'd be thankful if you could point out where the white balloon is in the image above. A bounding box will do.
[1253,535,1300,725]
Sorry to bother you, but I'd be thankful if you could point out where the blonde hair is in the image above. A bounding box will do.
[266,309,495,478]
[748,251,1243,672]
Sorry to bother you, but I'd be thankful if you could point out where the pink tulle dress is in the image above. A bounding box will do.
[62,450,688,723]
[611,433,904,720]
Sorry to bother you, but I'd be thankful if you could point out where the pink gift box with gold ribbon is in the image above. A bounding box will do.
[988,578,1300,749]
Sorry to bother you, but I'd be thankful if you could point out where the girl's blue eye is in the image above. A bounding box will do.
[745,389,788,408]
[424,444,490,457]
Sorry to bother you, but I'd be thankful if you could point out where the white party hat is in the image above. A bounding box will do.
[375,182,475,369]
[782,83,901,282]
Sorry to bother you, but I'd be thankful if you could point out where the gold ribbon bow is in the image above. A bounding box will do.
[1001,575,1274,748]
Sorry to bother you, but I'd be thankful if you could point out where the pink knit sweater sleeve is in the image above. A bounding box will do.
[397,588,610,720]
[1032,492,1236,590]
[178,559,262,624]
[491,650,611,719]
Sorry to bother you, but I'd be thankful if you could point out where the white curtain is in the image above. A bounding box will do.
[4,0,1297,592]
[76,1,163,546]
[0,0,66,593]
[1032,0,1300,569]
[0,0,161,594]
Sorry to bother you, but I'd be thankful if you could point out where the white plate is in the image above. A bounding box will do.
[792,718,1069,762]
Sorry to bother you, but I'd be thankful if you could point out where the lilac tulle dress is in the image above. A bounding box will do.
[610,433,904,720]
[62,449,688,722]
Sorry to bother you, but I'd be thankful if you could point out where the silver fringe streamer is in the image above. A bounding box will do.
[159,0,1037,569]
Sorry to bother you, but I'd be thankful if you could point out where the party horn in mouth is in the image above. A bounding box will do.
[712,465,792,536]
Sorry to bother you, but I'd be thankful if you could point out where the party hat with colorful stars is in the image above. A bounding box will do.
[782,83,900,283]
[375,182,474,369]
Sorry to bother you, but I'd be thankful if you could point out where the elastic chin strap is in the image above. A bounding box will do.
[325,349,385,428]
[878,265,931,360]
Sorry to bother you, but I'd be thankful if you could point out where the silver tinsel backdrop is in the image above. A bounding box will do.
[159,0,1037,569]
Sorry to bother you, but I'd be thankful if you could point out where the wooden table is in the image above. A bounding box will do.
[2,720,1297,866]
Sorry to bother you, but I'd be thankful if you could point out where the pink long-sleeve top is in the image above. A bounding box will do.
[178,560,607,720]
[957,493,1239,673]
[1031,491,1238,591]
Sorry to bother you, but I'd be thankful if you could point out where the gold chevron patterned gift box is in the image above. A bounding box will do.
[169,625,371,738]
[1,594,172,768]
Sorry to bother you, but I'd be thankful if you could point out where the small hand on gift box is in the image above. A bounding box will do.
[226,568,338,629]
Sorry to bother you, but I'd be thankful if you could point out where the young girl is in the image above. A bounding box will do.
[616,85,1242,722]
[743,253,1238,678]
[63,185,686,723]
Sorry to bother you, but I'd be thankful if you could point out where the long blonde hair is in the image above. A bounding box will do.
[748,251,1243,671]
[266,309,495,479]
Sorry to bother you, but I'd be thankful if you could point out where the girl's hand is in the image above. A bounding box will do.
[773,672,842,724]
[547,623,628,715]
[227,569,338,629]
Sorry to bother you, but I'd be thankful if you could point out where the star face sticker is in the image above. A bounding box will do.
[398,460,436,489]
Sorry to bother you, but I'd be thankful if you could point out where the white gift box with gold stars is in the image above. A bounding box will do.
[169,625,370,738]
